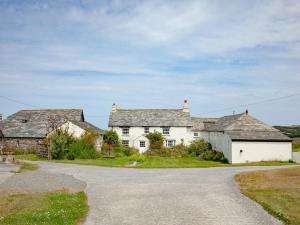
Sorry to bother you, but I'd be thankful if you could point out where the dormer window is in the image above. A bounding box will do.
[21,119,28,123]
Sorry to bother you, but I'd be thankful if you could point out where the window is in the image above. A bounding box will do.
[140,141,146,147]
[21,119,28,123]
[166,140,176,147]
[144,127,149,134]
[122,140,129,146]
[194,132,199,137]
[162,127,170,135]
[122,127,129,135]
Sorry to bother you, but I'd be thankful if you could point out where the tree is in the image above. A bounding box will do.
[103,130,119,156]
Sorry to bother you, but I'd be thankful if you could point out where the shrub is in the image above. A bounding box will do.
[69,140,97,159]
[145,147,170,157]
[67,151,75,160]
[168,145,188,156]
[188,139,212,156]
[199,150,228,163]
[146,132,164,149]
[103,130,119,145]
[199,150,215,161]
[112,145,138,157]
[49,128,75,159]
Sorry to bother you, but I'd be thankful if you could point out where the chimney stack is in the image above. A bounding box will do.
[182,100,189,113]
[0,113,2,121]
[112,103,117,112]
[245,109,248,115]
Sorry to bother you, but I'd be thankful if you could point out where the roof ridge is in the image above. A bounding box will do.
[20,109,83,111]
[116,108,183,111]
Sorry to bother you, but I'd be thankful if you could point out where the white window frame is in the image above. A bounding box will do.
[166,140,176,147]
[121,127,130,136]
[144,127,149,134]
[162,127,170,135]
[140,141,146,148]
[122,140,129,146]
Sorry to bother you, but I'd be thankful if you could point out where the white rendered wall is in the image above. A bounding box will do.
[53,121,103,151]
[47,121,85,138]
[231,141,292,163]
[109,126,194,153]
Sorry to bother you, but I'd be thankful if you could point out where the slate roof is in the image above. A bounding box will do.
[70,120,104,134]
[191,117,218,131]
[1,109,85,138]
[109,109,192,127]
[208,113,291,141]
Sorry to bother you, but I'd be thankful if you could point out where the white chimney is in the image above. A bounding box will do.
[112,103,117,112]
[182,100,189,112]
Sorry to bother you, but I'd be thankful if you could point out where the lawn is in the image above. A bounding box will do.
[13,154,296,168]
[0,191,88,225]
[235,166,300,225]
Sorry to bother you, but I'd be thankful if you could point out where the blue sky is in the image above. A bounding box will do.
[0,0,300,128]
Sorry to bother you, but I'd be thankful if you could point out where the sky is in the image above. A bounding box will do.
[0,0,300,129]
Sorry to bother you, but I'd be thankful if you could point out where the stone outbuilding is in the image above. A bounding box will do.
[0,109,103,155]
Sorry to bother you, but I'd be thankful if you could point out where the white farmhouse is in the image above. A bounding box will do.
[108,100,194,152]
[108,100,292,163]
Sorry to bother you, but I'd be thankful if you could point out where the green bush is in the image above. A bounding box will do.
[112,145,138,157]
[49,129,75,159]
[68,140,97,159]
[168,145,188,156]
[199,150,228,163]
[188,139,212,156]
[67,151,75,160]
[103,130,119,145]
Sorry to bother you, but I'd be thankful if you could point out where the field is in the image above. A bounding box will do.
[235,167,300,225]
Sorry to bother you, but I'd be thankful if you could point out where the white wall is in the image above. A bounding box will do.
[231,141,292,163]
[51,121,103,151]
[207,132,232,162]
[109,126,194,152]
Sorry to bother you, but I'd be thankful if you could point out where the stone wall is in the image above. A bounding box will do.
[3,137,47,155]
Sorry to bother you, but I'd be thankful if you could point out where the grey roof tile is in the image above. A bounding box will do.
[191,117,218,131]
[208,113,291,141]
[1,109,86,138]
[109,109,192,127]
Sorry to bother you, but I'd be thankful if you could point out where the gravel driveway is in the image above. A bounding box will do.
[31,162,295,225]
[0,163,19,185]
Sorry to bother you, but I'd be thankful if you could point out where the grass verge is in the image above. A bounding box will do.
[235,166,300,225]
[13,154,296,168]
[15,162,38,173]
[0,191,88,225]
